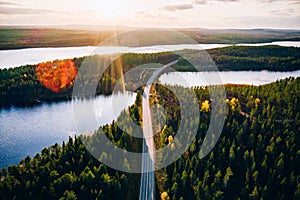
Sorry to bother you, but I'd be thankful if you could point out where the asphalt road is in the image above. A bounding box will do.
[139,60,178,200]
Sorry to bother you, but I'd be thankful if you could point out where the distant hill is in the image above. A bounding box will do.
[0,27,300,50]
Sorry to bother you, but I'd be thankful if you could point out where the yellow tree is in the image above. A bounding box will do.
[201,100,210,112]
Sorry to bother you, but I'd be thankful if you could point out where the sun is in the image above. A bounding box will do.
[94,0,127,19]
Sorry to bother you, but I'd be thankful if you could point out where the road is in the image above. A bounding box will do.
[139,60,178,200]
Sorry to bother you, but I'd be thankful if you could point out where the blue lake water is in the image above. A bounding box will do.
[0,92,136,169]
[159,70,300,87]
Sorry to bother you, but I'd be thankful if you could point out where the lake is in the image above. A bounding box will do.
[0,92,136,169]
[0,44,228,69]
[1,41,300,69]
[159,70,300,87]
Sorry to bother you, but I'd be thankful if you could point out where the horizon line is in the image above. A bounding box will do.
[1,24,300,31]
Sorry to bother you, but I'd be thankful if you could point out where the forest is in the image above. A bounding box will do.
[0,77,299,199]
[0,45,300,107]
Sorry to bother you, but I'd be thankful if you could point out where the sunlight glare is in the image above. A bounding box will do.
[94,0,127,19]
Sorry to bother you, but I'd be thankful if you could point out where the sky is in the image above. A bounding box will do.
[0,0,299,29]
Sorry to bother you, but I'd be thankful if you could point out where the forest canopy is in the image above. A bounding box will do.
[0,77,299,199]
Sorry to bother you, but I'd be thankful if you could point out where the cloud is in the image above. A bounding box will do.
[135,11,177,20]
[0,1,59,15]
[194,0,208,4]
[193,0,300,6]
[260,0,290,2]
[135,11,156,18]
[0,1,21,6]
[160,4,194,12]
[0,6,57,15]
[269,8,295,16]
[194,0,238,4]
[193,0,300,5]
[258,0,300,3]
[226,15,300,29]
